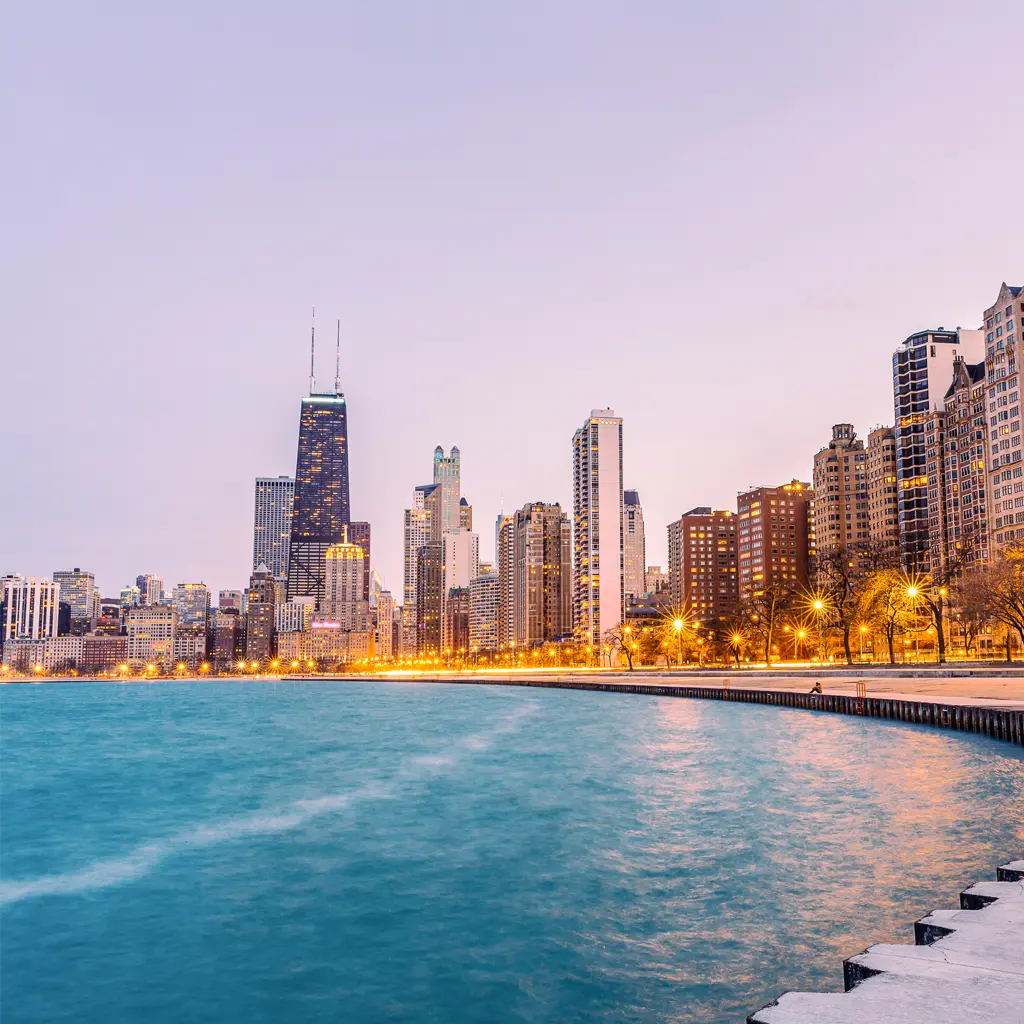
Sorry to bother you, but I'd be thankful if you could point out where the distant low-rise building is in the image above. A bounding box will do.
[127,604,177,667]
[81,635,129,673]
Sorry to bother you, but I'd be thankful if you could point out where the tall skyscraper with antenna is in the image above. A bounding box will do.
[286,311,352,607]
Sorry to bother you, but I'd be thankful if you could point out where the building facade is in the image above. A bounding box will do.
[984,283,1024,553]
[469,570,499,652]
[866,427,899,555]
[52,568,96,633]
[667,508,738,625]
[127,604,177,667]
[172,583,211,631]
[375,590,394,661]
[736,481,810,603]
[245,563,277,662]
[445,587,471,654]
[572,409,624,646]
[252,475,294,583]
[2,576,61,642]
[622,490,646,603]
[136,574,163,606]
[432,445,461,533]
[323,532,369,632]
[511,502,572,648]
[813,424,869,556]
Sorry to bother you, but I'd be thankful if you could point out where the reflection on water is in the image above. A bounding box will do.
[1,681,1022,1024]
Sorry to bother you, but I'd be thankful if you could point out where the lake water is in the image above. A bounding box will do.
[2,680,1022,1022]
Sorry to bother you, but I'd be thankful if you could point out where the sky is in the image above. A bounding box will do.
[3,1,1022,599]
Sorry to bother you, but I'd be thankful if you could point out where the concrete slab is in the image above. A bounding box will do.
[748,863,1024,1023]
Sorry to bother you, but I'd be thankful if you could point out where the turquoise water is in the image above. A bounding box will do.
[2,681,1022,1023]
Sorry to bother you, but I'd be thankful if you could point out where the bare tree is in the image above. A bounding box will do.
[605,622,639,670]
[741,583,795,666]
[953,568,994,656]
[861,569,921,664]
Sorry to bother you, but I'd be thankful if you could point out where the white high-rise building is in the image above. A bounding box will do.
[469,571,499,652]
[572,408,624,646]
[622,490,646,603]
[136,574,164,606]
[127,604,177,667]
[253,476,295,583]
[442,529,479,648]
[2,576,61,642]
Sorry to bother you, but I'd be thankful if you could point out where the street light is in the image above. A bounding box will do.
[673,618,684,667]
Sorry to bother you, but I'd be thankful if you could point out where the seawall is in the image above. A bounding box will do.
[387,675,1024,747]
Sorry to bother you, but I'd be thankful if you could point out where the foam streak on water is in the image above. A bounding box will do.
[1,680,1021,1024]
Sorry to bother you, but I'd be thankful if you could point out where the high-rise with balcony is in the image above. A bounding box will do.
[984,282,1024,553]
[893,327,983,573]
[622,490,646,603]
[736,482,810,603]
[252,476,294,584]
[572,409,624,646]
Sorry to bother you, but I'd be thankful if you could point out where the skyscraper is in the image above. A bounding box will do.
[402,485,434,654]
[433,445,461,533]
[866,427,899,556]
[171,583,211,631]
[469,570,499,653]
[622,490,646,603]
[287,316,351,606]
[572,409,624,646]
[348,521,372,606]
[2,577,61,642]
[252,476,294,583]
[893,327,983,573]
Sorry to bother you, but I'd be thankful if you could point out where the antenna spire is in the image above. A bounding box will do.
[335,318,342,395]
[309,306,316,394]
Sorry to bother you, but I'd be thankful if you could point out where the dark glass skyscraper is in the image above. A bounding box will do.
[286,392,351,605]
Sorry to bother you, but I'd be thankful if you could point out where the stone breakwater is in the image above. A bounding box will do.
[747,860,1024,1023]
[398,676,1024,747]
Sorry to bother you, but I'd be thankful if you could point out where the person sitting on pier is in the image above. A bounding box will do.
[808,680,823,695]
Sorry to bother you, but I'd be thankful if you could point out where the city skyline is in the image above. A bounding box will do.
[4,4,1022,596]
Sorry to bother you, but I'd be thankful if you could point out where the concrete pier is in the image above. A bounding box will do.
[392,674,1024,747]
[748,861,1024,1023]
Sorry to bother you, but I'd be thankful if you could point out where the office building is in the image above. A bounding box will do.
[736,481,811,603]
[286,325,351,604]
[572,408,624,646]
[127,604,177,667]
[252,476,294,583]
[866,427,899,555]
[893,327,983,573]
[136,574,163,605]
[52,568,96,634]
[622,490,646,602]
[402,484,434,654]
[984,283,1024,552]
[469,570,499,652]
[510,502,572,647]
[210,609,244,669]
[459,497,473,530]
[2,576,61,642]
[120,585,141,608]
[173,631,207,668]
[219,590,244,613]
[496,514,515,649]
[245,563,277,662]
[323,530,369,632]
[93,597,124,636]
[81,635,129,673]
[644,566,670,595]
[667,508,738,625]
[415,542,443,655]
